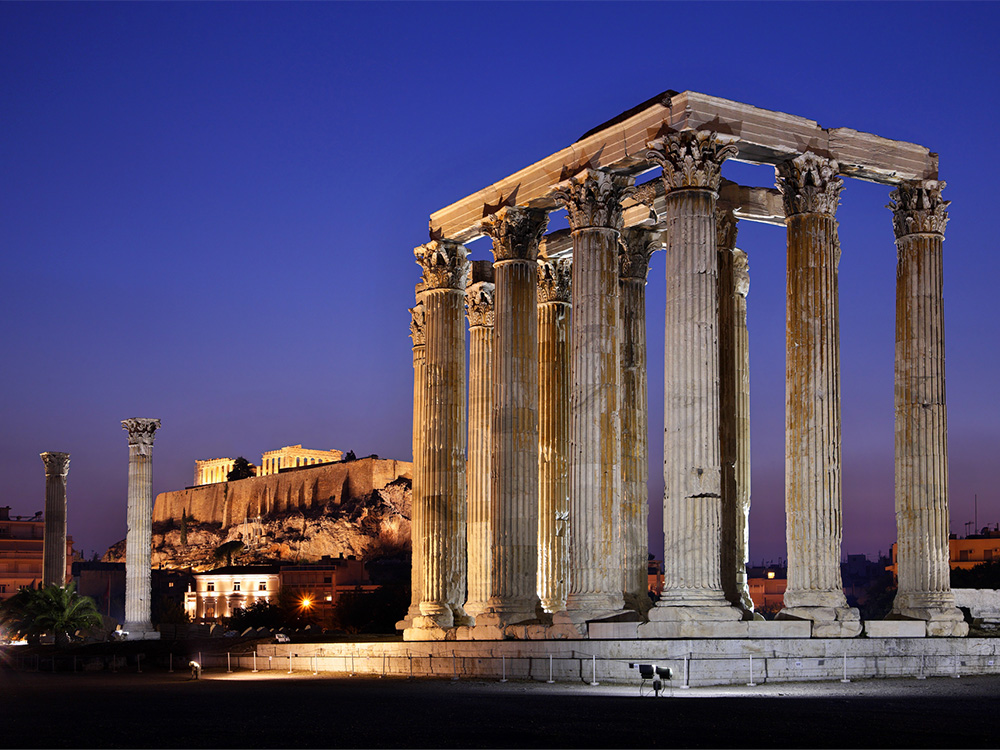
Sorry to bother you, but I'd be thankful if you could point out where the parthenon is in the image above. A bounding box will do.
[404,90,967,641]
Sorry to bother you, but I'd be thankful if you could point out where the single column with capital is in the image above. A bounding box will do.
[888,180,967,637]
[40,452,70,587]
[409,240,469,633]
[716,208,755,615]
[776,154,860,636]
[122,418,161,640]
[642,131,744,630]
[536,257,572,614]
[551,169,632,620]
[478,207,547,627]
[618,228,656,614]
[464,261,495,619]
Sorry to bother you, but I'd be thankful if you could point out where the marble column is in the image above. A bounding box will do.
[888,180,967,637]
[479,206,547,626]
[645,131,742,622]
[122,418,161,639]
[552,169,632,618]
[536,257,572,613]
[776,154,860,636]
[40,452,70,587]
[412,240,469,630]
[716,209,755,614]
[619,229,655,614]
[464,262,495,619]
[399,294,426,628]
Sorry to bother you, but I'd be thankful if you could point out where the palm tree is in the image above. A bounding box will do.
[0,583,102,648]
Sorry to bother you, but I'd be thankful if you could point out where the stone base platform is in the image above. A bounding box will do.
[122,629,161,641]
[258,637,1000,687]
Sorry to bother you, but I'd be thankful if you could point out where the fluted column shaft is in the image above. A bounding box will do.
[481,207,546,624]
[413,241,469,629]
[619,230,653,610]
[537,259,572,613]
[40,452,70,587]
[405,298,426,623]
[777,155,857,631]
[717,209,754,613]
[122,418,160,634]
[889,181,966,635]
[552,169,632,615]
[464,276,494,617]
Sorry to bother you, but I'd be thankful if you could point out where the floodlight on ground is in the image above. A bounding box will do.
[628,663,673,697]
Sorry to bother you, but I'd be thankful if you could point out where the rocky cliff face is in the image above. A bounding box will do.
[103,477,411,572]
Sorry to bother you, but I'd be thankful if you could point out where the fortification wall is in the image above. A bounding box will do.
[153,457,412,527]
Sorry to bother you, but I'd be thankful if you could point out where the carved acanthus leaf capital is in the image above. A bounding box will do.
[550,169,635,232]
[776,154,843,217]
[480,206,548,262]
[40,451,70,477]
[537,258,572,304]
[888,180,949,238]
[409,301,426,347]
[414,240,469,291]
[122,418,160,455]
[645,130,738,192]
[619,228,658,281]
[715,206,739,251]
[465,281,495,327]
[733,249,750,298]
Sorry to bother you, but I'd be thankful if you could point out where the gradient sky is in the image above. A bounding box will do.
[2,2,998,565]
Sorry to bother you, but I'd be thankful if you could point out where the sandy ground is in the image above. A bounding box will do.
[1,667,996,748]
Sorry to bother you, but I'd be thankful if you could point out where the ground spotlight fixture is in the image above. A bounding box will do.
[189,660,202,680]
[628,663,673,697]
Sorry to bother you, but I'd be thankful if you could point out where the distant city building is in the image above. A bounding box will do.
[280,556,377,628]
[0,506,74,600]
[193,445,344,486]
[888,530,1000,576]
[73,561,192,623]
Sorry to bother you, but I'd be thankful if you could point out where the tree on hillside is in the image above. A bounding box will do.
[213,540,246,567]
[179,510,188,545]
[227,457,256,481]
[0,583,101,647]
[952,560,1000,589]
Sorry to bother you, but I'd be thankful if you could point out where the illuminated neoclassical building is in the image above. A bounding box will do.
[193,445,344,486]
[185,565,280,621]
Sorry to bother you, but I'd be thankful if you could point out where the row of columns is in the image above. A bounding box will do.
[408,129,964,637]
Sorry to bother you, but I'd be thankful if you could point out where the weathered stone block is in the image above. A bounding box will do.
[746,620,811,638]
[864,620,926,638]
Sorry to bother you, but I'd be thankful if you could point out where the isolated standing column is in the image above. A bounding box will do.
[480,207,547,626]
[552,169,632,617]
[777,154,859,636]
[888,180,967,637]
[412,240,469,630]
[646,131,742,621]
[618,228,655,612]
[536,257,572,613]
[401,294,425,627]
[464,262,495,619]
[122,418,161,638]
[40,452,70,587]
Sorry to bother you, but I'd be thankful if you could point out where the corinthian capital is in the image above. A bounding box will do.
[715,207,739,251]
[481,206,548,263]
[537,258,572,304]
[465,282,495,327]
[551,169,635,232]
[414,240,469,290]
[409,300,426,347]
[646,130,738,192]
[122,418,160,454]
[776,154,843,217]
[619,228,658,281]
[888,180,949,238]
[40,451,70,477]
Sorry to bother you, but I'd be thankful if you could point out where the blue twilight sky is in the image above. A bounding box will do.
[2,2,998,564]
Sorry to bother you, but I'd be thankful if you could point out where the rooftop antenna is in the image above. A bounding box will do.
[975,493,978,534]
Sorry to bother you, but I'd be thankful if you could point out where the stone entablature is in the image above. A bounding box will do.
[406,90,965,640]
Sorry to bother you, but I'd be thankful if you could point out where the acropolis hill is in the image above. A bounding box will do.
[104,456,412,571]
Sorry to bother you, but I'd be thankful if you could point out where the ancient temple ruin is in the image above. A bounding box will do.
[404,90,966,641]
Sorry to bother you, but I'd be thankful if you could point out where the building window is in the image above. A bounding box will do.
[323,576,332,584]
[233,582,241,592]
[259,582,267,591]
[168,581,174,588]
[0,526,8,537]
[0,584,6,593]
[207,582,215,592]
